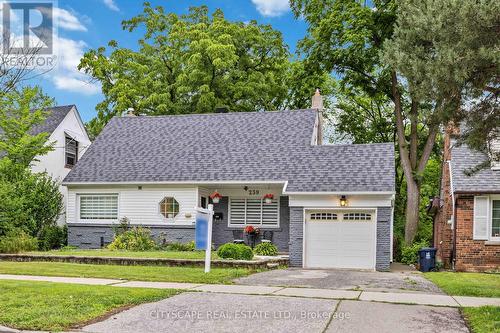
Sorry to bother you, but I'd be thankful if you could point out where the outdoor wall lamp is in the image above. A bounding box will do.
[340,195,348,207]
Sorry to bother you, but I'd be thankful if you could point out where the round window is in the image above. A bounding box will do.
[159,197,179,218]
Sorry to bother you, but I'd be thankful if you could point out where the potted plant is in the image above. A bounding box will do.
[244,225,260,248]
[210,191,222,204]
[263,193,274,204]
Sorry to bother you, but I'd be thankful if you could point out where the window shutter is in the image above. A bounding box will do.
[473,196,489,240]
[262,199,279,225]
[246,199,262,225]
[229,199,246,225]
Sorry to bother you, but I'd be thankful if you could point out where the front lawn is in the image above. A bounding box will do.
[0,261,254,284]
[462,306,500,333]
[0,279,179,331]
[25,249,219,259]
[424,272,500,298]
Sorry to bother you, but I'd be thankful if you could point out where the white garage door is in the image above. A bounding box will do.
[304,210,376,269]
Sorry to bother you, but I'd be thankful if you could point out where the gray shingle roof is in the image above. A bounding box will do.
[30,105,74,136]
[63,109,395,193]
[0,105,74,158]
[451,143,500,193]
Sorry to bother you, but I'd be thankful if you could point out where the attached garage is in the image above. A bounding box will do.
[304,209,377,270]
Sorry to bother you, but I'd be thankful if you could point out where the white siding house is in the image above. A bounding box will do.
[30,105,91,224]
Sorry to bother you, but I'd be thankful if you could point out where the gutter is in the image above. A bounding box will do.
[448,160,457,271]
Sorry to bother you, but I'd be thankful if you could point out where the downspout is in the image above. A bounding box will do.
[447,160,456,270]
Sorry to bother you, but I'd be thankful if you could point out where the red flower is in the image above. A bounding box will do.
[209,191,222,200]
[244,226,260,234]
[263,193,274,200]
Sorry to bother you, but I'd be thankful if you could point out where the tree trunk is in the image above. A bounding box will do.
[405,178,420,245]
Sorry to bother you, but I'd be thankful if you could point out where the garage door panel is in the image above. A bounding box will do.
[305,210,376,270]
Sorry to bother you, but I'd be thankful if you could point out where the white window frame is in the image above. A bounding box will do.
[77,193,119,222]
[490,196,500,241]
[228,197,280,227]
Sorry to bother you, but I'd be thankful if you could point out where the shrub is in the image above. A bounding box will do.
[113,217,131,236]
[253,242,278,256]
[165,241,196,251]
[38,225,67,250]
[107,227,157,251]
[0,161,63,237]
[401,240,429,265]
[0,229,38,253]
[217,243,253,260]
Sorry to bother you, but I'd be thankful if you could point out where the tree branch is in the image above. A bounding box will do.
[409,99,418,169]
[391,71,414,183]
[416,124,438,175]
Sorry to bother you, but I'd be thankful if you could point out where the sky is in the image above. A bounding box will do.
[14,0,308,122]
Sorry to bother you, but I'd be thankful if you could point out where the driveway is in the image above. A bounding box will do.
[81,292,468,333]
[235,267,443,294]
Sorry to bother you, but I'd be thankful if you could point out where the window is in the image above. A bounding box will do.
[310,212,338,220]
[65,135,78,168]
[229,198,279,227]
[492,200,500,238]
[160,197,179,219]
[343,212,372,221]
[79,194,118,220]
[200,197,208,209]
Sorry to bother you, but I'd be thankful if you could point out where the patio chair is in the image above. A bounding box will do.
[232,230,245,244]
[261,230,274,243]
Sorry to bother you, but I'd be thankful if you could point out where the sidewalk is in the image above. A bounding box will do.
[1,273,499,308]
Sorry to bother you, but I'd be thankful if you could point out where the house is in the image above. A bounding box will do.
[432,127,500,272]
[62,95,395,271]
[29,105,91,224]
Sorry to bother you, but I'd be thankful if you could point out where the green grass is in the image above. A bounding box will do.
[0,261,253,284]
[424,272,500,297]
[462,306,500,333]
[0,279,179,331]
[25,249,219,259]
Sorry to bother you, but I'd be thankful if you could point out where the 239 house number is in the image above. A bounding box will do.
[248,189,260,195]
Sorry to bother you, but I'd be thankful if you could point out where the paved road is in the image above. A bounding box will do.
[81,292,469,333]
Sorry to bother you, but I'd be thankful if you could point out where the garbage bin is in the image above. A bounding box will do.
[418,247,437,272]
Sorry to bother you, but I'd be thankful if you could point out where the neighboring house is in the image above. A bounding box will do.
[431,127,500,272]
[62,95,395,271]
[30,105,91,224]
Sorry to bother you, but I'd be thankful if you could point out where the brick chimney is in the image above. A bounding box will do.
[311,88,323,110]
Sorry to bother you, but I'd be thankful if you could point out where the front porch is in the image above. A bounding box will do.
[199,184,290,252]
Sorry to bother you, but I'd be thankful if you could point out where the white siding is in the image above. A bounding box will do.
[67,186,198,225]
[288,194,393,208]
[31,107,91,225]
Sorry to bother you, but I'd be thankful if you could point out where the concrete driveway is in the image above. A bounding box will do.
[235,267,443,294]
[81,292,468,333]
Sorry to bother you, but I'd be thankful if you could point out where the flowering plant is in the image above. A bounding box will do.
[263,193,274,204]
[244,225,260,235]
[209,191,222,203]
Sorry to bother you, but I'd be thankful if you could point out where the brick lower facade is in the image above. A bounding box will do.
[433,129,500,272]
[454,196,500,272]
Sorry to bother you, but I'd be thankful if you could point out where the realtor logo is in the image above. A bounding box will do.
[2,1,53,54]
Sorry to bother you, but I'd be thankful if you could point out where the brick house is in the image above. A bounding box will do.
[431,128,500,272]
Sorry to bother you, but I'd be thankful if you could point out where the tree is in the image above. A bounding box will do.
[384,0,500,164]
[0,158,63,237]
[79,4,326,137]
[292,0,499,244]
[383,0,499,242]
[0,86,54,167]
